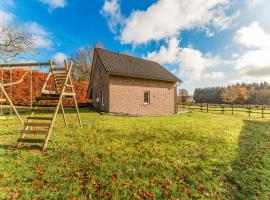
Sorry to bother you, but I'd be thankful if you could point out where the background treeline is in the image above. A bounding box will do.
[194,82,270,105]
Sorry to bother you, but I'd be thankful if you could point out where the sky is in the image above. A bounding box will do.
[0,0,270,94]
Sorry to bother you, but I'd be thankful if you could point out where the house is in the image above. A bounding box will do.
[88,48,181,116]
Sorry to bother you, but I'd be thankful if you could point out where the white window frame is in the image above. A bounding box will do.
[101,91,104,107]
[144,91,150,105]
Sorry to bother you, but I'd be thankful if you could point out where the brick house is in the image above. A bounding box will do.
[88,48,181,115]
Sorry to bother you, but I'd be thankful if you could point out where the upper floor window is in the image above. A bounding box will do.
[144,91,150,104]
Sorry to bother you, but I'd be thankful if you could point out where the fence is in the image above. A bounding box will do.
[179,103,270,118]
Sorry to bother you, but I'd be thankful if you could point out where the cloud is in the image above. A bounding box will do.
[38,0,67,11]
[0,0,15,24]
[179,47,223,80]
[145,37,224,80]
[53,52,67,63]
[0,9,14,24]
[145,37,181,65]
[234,22,270,79]
[101,0,123,33]
[107,0,238,45]
[24,22,53,50]
[235,21,270,49]
[247,0,265,7]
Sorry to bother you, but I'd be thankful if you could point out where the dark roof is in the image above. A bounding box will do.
[95,48,181,82]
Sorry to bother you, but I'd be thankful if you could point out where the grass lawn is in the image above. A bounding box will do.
[0,108,270,199]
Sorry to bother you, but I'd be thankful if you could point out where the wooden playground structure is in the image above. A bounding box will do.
[0,60,82,150]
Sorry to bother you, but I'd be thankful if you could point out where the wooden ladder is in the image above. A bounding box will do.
[17,60,82,150]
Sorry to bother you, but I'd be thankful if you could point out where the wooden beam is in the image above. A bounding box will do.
[0,61,56,68]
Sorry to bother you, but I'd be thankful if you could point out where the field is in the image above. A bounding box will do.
[0,108,270,199]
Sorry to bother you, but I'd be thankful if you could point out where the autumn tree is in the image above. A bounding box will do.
[0,23,33,62]
[70,43,104,81]
[222,85,249,104]
[178,89,189,104]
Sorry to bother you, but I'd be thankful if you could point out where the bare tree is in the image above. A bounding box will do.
[70,43,104,81]
[0,23,33,62]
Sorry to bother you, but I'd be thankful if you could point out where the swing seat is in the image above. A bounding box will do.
[1,72,27,87]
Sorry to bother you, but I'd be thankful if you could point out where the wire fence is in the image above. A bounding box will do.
[179,103,270,118]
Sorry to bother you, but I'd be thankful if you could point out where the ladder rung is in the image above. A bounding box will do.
[36,96,59,100]
[17,138,45,144]
[56,79,66,81]
[20,130,48,134]
[54,74,66,77]
[63,92,76,96]
[51,68,67,71]
[27,117,52,120]
[24,123,51,127]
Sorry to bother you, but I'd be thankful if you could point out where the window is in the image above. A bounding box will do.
[101,91,104,107]
[144,91,150,104]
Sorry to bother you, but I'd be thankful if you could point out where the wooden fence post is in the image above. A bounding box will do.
[231,104,234,115]
[262,107,264,118]
[200,104,203,112]
[222,106,225,114]
[248,107,251,118]
[207,104,209,113]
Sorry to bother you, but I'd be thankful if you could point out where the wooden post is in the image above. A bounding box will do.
[248,107,251,117]
[200,104,203,112]
[207,104,209,113]
[231,104,234,115]
[222,106,224,114]
[262,107,264,118]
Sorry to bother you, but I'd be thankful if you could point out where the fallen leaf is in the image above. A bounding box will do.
[111,174,118,185]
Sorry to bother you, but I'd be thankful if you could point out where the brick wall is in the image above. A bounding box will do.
[89,56,109,111]
[109,75,177,115]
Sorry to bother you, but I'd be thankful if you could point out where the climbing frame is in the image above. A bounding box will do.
[17,60,82,150]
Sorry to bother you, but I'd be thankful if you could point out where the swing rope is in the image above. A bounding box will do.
[9,66,13,117]
[0,67,3,116]
[30,66,33,108]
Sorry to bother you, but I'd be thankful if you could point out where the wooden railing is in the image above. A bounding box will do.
[179,103,270,118]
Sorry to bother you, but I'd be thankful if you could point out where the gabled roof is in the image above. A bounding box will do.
[95,48,181,82]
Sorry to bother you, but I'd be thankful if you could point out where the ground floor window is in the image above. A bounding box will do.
[144,91,150,104]
[101,91,104,107]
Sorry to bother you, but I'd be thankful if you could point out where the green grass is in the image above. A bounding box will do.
[0,109,270,199]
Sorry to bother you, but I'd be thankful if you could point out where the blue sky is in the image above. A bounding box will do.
[0,0,270,93]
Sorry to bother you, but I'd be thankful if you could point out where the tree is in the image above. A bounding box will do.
[222,85,249,104]
[178,89,189,104]
[70,43,104,81]
[0,23,33,62]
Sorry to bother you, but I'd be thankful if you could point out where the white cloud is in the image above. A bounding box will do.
[0,9,13,24]
[111,0,237,45]
[53,52,67,63]
[101,0,123,33]
[38,0,67,11]
[146,37,224,80]
[234,22,270,79]
[247,0,265,7]
[235,21,270,49]
[145,37,181,65]
[0,0,14,24]
[24,22,53,50]
[179,47,223,80]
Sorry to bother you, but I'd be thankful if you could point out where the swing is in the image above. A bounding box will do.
[0,67,27,124]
